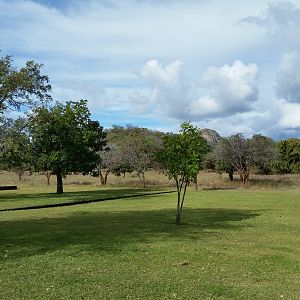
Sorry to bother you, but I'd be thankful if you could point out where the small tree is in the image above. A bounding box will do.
[93,144,123,185]
[0,117,33,180]
[157,122,209,225]
[29,100,107,194]
[0,53,51,112]
[217,134,276,183]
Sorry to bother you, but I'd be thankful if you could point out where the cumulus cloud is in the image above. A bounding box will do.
[137,59,194,119]
[190,60,259,118]
[1,0,299,139]
[137,59,259,120]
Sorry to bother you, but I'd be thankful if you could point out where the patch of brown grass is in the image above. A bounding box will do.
[0,170,299,190]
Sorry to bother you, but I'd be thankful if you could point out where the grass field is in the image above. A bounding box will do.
[0,182,299,299]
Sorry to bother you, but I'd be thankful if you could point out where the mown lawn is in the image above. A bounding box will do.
[0,185,164,210]
[0,187,299,299]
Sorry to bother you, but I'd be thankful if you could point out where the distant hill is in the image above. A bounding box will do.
[106,125,222,147]
[201,128,222,145]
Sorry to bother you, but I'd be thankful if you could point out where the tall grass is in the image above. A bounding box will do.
[1,170,299,190]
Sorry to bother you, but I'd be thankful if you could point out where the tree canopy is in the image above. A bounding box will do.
[273,139,300,174]
[0,117,32,180]
[29,100,106,193]
[0,53,51,112]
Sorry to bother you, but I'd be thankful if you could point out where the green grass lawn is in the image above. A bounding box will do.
[0,185,166,210]
[0,187,299,299]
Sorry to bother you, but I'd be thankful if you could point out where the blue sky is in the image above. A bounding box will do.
[1,0,300,139]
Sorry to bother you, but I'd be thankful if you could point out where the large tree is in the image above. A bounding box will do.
[0,53,51,112]
[29,100,106,194]
[157,122,209,225]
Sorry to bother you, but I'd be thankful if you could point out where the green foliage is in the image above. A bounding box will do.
[0,117,33,179]
[104,125,164,186]
[159,122,209,184]
[250,134,275,174]
[29,100,106,193]
[0,54,51,112]
[157,121,209,224]
[273,139,300,174]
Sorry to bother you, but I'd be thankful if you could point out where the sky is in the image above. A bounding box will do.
[1,0,300,139]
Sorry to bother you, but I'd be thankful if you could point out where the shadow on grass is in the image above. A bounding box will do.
[0,190,175,211]
[0,188,162,203]
[0,206,260,261]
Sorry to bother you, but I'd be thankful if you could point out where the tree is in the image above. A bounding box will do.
[250,134,275,174]
[120,127,163,188]
[204,144,235,181]
[157,122,209,225]
[273,139,300,174]
[0,53,51,112]
[216,134,276,183]
[0,117,33,180]
[29,100,107,194]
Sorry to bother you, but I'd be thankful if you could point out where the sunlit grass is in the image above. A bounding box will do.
[0,187,299,299]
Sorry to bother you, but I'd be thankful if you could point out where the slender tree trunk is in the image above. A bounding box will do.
[180,182,188,212]
[141,171,146,188]
[56,171,63,194]
[175,180,181,225]
[104,170,110,185]
[228,168,234,181]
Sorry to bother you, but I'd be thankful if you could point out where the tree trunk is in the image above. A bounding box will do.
[18,171,23,181]
[194,176,198,191]
[240,170,248,184]
[176,192,181,225]
[175,180,181,225]
[99,171,105,185]
[139,171,146,188]
[46,171,51,185]
[56,171,63,194]
[180,182,188,212]
[228,168,234,181]
[104,170,110,185]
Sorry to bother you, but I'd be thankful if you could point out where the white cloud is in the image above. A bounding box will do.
[137,59,259,120]
[276,51,300,103]
[279,100,300,130]
[190,60,259,118]
[1,0,300,138]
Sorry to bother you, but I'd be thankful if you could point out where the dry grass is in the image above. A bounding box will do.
[0,170,299,191]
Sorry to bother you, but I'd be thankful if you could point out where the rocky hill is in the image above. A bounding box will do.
[201,128,222,145]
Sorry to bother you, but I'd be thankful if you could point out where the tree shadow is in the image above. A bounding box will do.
[0,206,260,261]
[0,188,164,205]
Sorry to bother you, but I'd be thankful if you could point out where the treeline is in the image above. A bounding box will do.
[0,53,299,195]
[205,134,300,182]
